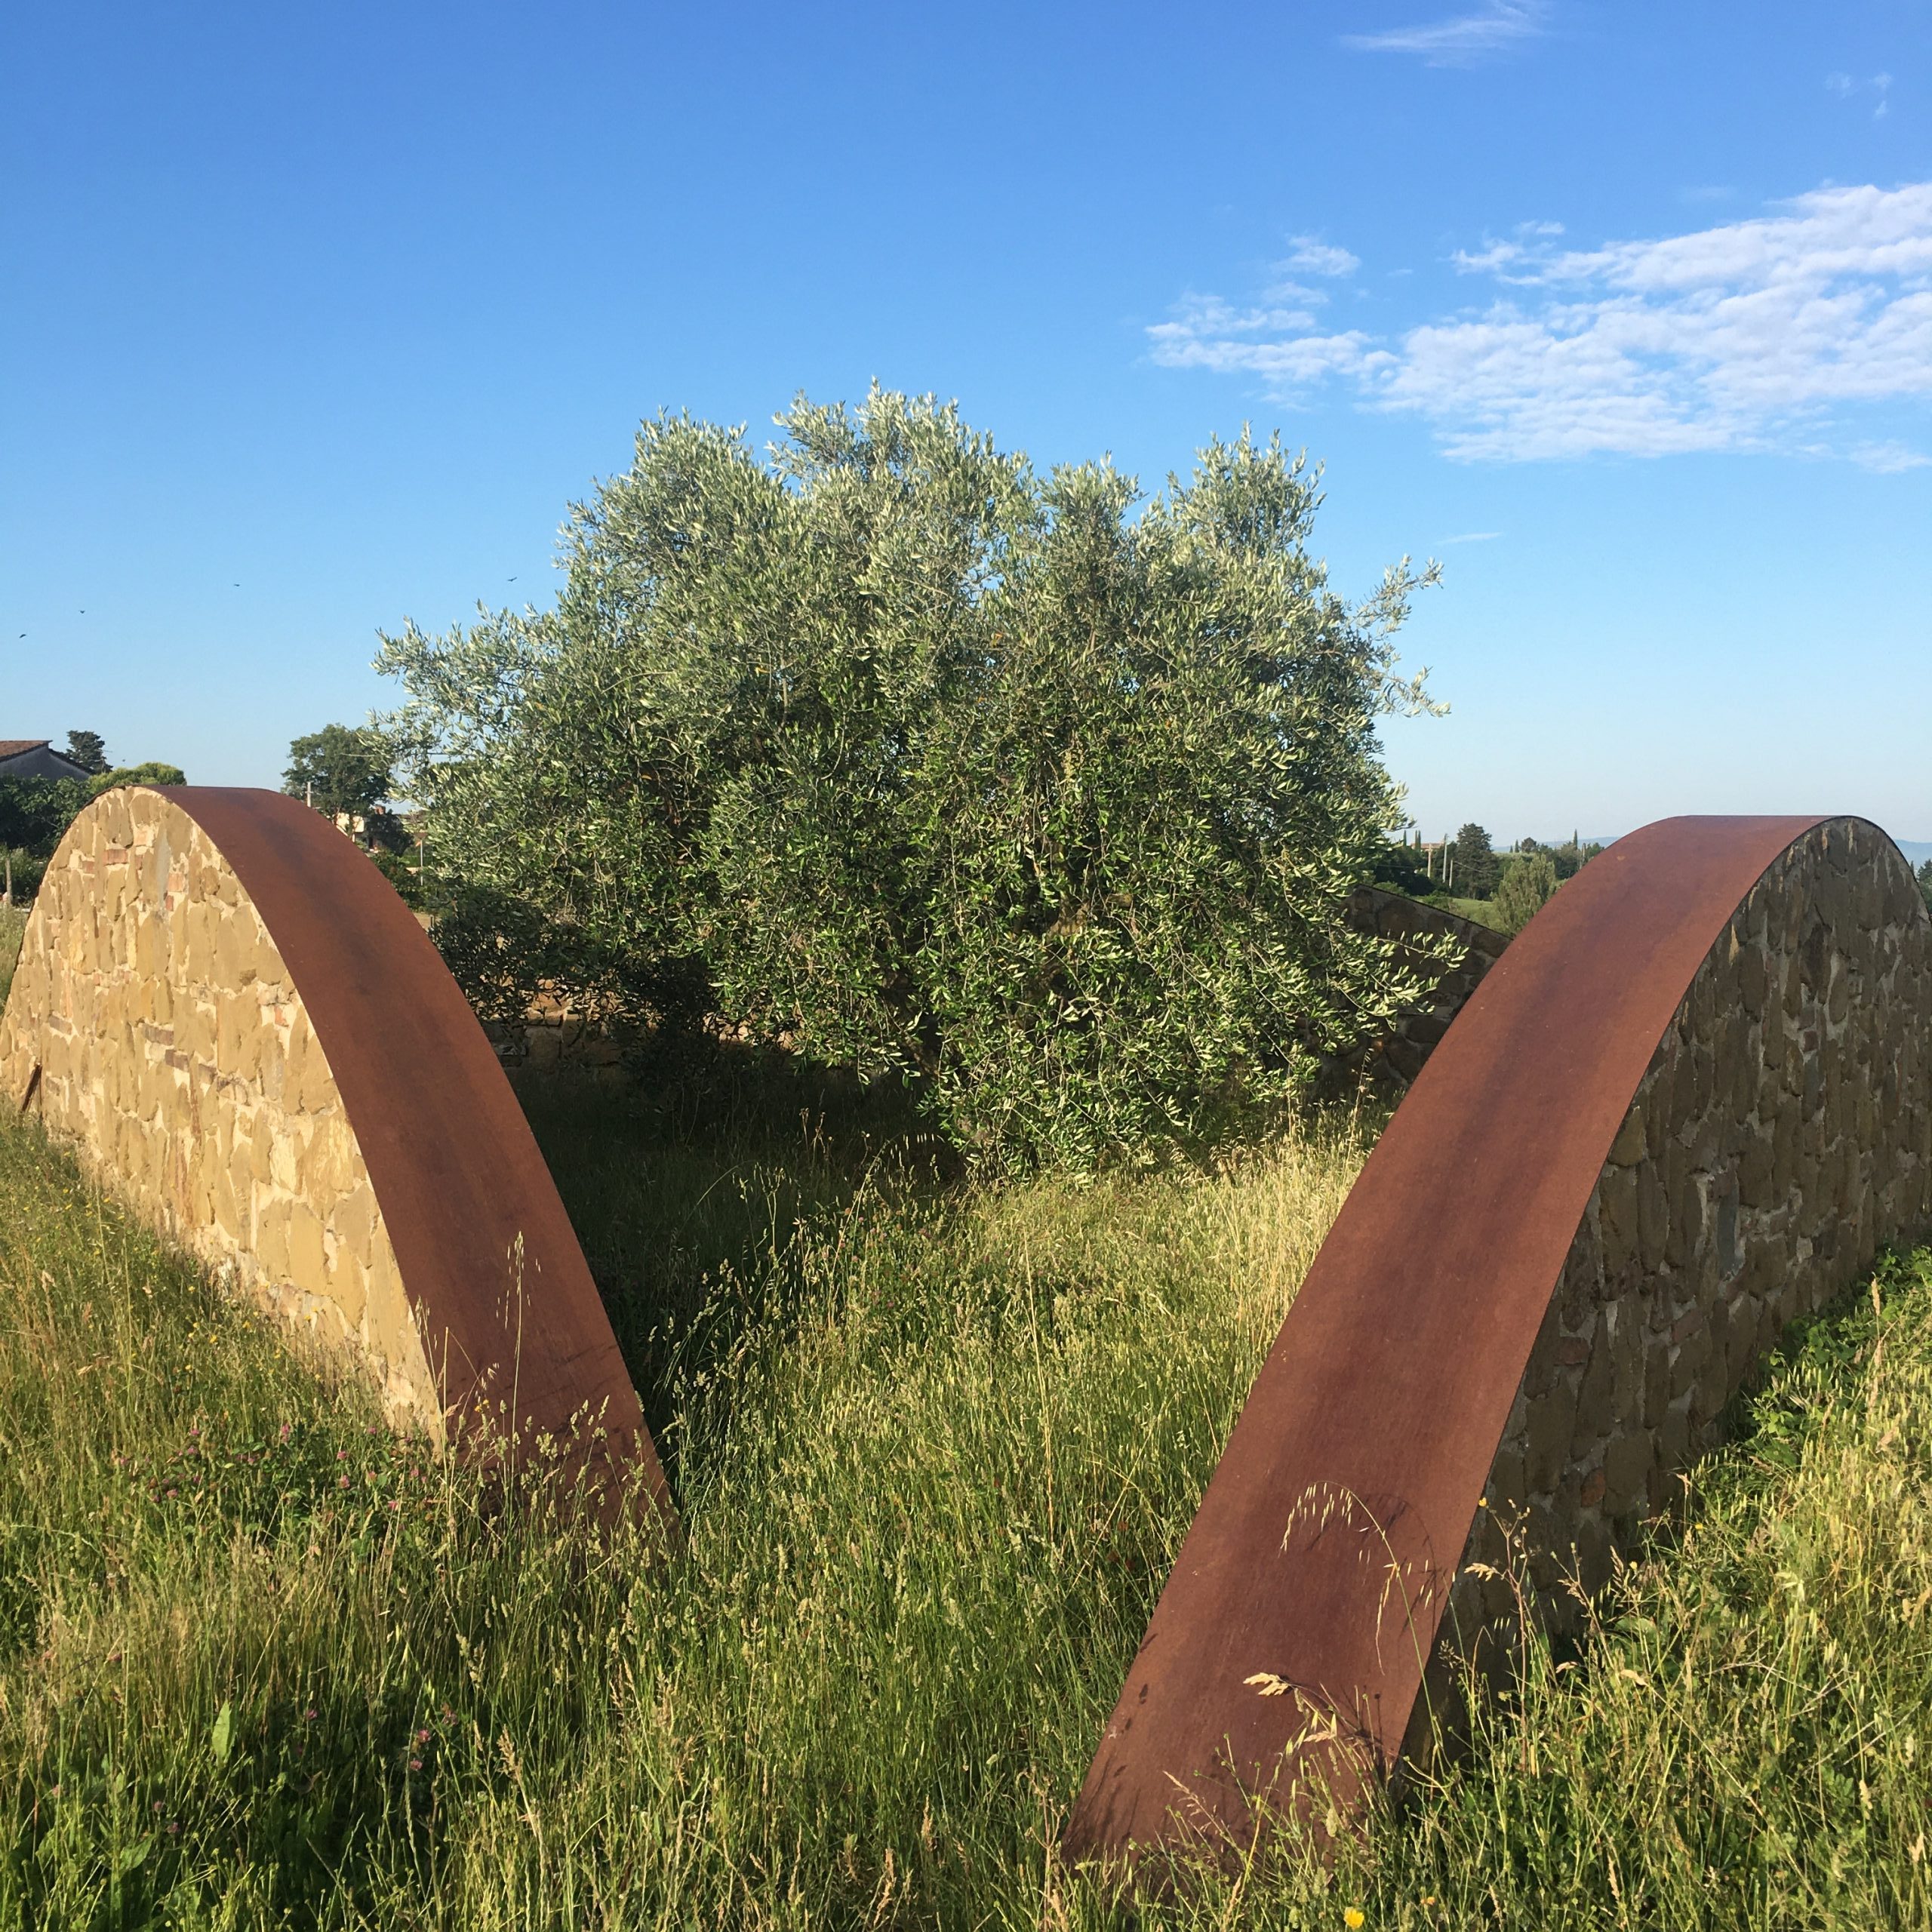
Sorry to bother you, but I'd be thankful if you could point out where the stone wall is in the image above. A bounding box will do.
[0,788,440,1429]
[1454,817,1932,1645]
[1344,886,1509,1089]
[486,988,632,1080]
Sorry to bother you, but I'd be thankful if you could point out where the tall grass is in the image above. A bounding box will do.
[0,907,29,1011]
[0,1096,1362,1926]
[2,1078,1930,1927]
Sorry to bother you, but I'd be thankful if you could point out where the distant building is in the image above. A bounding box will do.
[0,740,91,782]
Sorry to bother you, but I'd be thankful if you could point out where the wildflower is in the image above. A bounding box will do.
[1343,1913,1365,1930]
[303,1708,317,1722]
[409,1758,423,1771]
[417,1728,429,1743]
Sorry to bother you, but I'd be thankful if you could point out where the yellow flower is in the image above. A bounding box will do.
[1344,1912,1366,1930]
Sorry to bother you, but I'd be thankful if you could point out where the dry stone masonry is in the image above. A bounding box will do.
[1455,817,1932,1647]
[1343,885,1508,1090]
[0,787,441,1431]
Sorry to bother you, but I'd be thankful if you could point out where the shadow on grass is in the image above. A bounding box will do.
[512,1032,955,1477]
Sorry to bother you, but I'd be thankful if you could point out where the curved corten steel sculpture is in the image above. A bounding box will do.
[1066,815,1932,1865]
[1,786,670,1516]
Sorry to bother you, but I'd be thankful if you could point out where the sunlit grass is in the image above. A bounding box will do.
[0,1098,1364,1926]
[2,1078,1929,1928]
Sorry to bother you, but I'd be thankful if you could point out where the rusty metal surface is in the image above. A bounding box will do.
[1065,814,1832,1863]
[166,788,671,1517]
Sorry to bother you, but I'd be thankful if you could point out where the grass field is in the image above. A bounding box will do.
[2,1081,1930,1927]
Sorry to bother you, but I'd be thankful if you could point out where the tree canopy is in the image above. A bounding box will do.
[380,389,1447,1170]
[64,730,109,776]
[1451,823,1500,899]
[90,763,186,798]
[284,725,393,822]
[1495,850,1560,934]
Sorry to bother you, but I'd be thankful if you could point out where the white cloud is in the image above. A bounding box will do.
[1147,182,1932,466]
[1437,531,1503,542]
[1281,235,1361,278]
[1342,0,1552,66]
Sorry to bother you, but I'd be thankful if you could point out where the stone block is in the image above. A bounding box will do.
[286,1198,327,1288]
[256,1196,291,1278]
[1608,1106,1646,1167]
[1512,1386,1571,1489]
[1597,1164,1639,1269]
[329,1181,379,1269]
[213,911,257,990]
[1638,1164,1669,1272]
[1601,1429,1654,1517]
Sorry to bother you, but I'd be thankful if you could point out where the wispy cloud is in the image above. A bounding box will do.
[1850,440,1930,473]
[1281,235,1361,278]
[1437,531,1503,543]
[1828,71,1894,120]
[1342,0,1552,66]
[1149,181,1932,466]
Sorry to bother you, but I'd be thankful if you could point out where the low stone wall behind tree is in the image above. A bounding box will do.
[0,786,440,1426]
[484,884,1513,1091]
[1454,816,1932,1648]
[1342,884,1510,1089]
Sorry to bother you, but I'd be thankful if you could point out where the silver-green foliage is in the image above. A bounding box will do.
[379,389,1445,1169]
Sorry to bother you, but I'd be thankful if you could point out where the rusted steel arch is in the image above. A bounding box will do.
[5,786,670,1519]
[1066,815,1932,1865]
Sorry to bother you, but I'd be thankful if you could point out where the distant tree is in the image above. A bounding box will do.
[88,762,186,798]
[1495,851,1560,934]
[64,730,109,775]
[363,806,413,854]
[1918,858,1932,914]
[284,725,393,826]
[1452,822,1500,899]
[1372,834,1433,897]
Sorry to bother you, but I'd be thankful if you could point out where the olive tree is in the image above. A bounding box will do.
[378,389,1448,1169]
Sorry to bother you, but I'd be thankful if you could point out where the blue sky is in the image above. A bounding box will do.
[5,0,1928,844]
